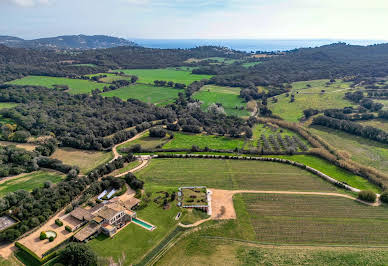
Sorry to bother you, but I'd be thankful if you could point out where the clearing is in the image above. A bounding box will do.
[101,84,183,105]
[193,85,249,117]
[112,69,212,85]
[51,147,113,174]
[6,75,107,94]
[269,79,355,122]
[162,132,244,150]
[0,170,64,196]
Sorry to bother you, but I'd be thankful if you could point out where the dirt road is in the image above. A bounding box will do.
[110,130,149,162]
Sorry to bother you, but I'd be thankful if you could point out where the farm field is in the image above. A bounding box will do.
[112,69,212,85]
[193,85,249,116]
[265,154,380,193]
[241,61,262,67]
[0,141,37,151]
[101,84,183,105]
[162,132,244,150]
[136,158,341,192]
[50,147,113,174]
[118,131,171,152]
[110,160,142,176]
[86,73,126,83]
[6,75,107,94]
[157,233,388,266]
[242,193,388,245]
[88,193,180,265]
[309,125,388,174]
[269,80,355,122]
[0,171,64,196]
[359,119,388,132]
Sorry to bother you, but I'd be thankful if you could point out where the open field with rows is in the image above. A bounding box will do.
[0,171,64,196]
[88,189,180,265]
[162,132,244,150]
[101,84,183,105]
[51,147,113,174]
[243,193,388,244]
[6,75,107,94]
[112,69,212,85]
[309,125,388,174]
[246,123,309,151]
[193,85,249,117]
[136,158,340,192]
[269,80,355,122]
[157,234,388,266]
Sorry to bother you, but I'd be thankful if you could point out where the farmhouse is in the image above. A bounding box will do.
[73,199,138,242]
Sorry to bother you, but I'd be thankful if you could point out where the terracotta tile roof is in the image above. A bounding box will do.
[70,207,94,221]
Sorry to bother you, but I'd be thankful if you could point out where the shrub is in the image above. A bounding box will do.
[149,127,167,138]
[65,225,72,232]
[55,219,63,227]
[49,236,54,242]
[358,190,377,203]
[40,231,47,240]
[380,191,388,204]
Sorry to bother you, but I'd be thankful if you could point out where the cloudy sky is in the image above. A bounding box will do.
[1,0,388,40]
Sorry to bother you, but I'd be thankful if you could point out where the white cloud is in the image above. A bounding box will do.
[3,0,52,7]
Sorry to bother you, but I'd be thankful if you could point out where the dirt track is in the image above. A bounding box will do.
[110,130,149,162]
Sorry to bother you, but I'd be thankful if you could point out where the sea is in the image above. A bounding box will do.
[132,39,386,52]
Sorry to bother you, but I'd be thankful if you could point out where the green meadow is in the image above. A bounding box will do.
[269,79,354,122]
[0,171,65,196]
[7,75,107,94]
[101,83,183,105]
[113,68,212,85]
[193,85,249,116]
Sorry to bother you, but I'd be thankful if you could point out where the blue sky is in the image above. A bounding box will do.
[1,0,388,40]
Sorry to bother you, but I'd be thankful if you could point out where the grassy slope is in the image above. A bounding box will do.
[6,76,107,94]
[50,147,113,174]
[309,125,388,175]
[136,158,340,192]
[269,79,354,122]
[0,102,18,110]
[88,190,179,265]
[193,85,249,117]
[113,69,212,85]
[101,84,183,105]
[0,171,64,196]
[162,132,244,150]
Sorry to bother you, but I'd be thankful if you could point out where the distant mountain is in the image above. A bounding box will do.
[0,35,138,50]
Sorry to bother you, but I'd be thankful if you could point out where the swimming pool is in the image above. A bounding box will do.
[132,218,155,231]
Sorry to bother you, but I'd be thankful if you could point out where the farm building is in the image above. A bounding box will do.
[72,199,138,242]
[178,186,211,214]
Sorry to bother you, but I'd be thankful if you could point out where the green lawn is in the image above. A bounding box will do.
[101,84,183,105]
[137,158,341,192]
[0,171,64,196]
[162,132,244,150]
[193,85,249,117]
[269,80,354,122]
[88,190,180,265]
[243,193,388,245]
[309,125,388,175]
[112,69,212,85]
[6,75,107,94]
